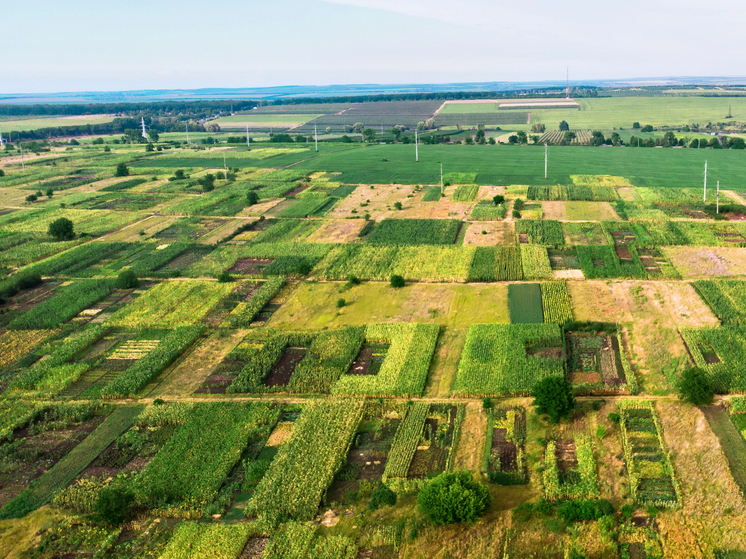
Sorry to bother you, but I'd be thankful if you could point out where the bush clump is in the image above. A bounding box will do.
[94,487,135,525]
[417,471,491,525]
[678,366,714,405]
[557,498,614,522]
[532,376,575,424]
[48,217,75,241]
[116,269,139,289]
[367,482,397,511]
[390,275,405,288]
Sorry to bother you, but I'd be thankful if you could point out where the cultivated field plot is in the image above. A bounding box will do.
[663,246,746,277]
[453,323,565,396]
[106,280,234,328]
[303,219,368,243]
[463,221,515,246]
[266,281,509,330]
[210,114,324,128]
[617,400,681,507]
[484,407,528,485]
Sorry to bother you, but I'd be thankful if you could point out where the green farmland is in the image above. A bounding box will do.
[2,92,746,559]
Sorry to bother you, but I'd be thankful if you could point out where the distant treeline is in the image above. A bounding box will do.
[8,117,207,141]
[0,100,258,118]
[266,87,601,105]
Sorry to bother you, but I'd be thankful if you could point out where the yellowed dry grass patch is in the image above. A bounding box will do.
[304,219,367,243]
[462,221,516,246]
[663,246,746,277]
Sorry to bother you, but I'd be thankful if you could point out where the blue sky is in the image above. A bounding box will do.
[3,0,743,93]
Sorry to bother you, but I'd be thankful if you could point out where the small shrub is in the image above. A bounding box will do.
[557,498,614,522]
[608,412,620,424]
[394,202,403,210]
[217,272,234,283]
[678,367,714,405]
[347,275,361,286]
[493,194,505,205]
[116,269,139,289]
[337,298,346,308]
[246,191,259,205]
[390,275,405,288]
[26,194,38,202]
[482,397,493,410]
[512,209,521,218]
[417,471,491,525]
[596,425,606,439]
[94,487,135,525]
[620,504,635,519]
[367,482,397,510]
[115,162,129,177]
[48,217,75,241]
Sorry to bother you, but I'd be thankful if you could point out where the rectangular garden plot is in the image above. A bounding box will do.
[326,409,403,505]
[618,401,681,508]
[381,403,464,490]
[566,331,628,391]
[508,283,544,324]
[0,402,110,512]
[679,326,746,393]
[453,323,565,397]
[485,407,527,485]
[542,421,598,501]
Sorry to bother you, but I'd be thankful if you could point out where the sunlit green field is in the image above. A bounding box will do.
[440,97,746,129]
[0,115,115,132]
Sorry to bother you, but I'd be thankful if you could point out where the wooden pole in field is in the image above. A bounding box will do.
[415,128,419,162]
[314,123,318,152]
[440,163,443,195]
[717,181,720,214]
[703,160,708,202]
[544,142,548,179]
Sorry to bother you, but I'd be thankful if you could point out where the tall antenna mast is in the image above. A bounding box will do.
[703,160,708,202]
[246,124,250,150]
[141,117,148,141]
[314,123,318,152]
[415,128,419,162]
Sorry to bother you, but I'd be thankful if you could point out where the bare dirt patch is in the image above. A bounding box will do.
[228,258,275,275]
[304,219,367,243]
[453,402,488,471]
[542,201,566,220]
[462,221,515,246]
[263,347,307,387]
[662,246,746,277]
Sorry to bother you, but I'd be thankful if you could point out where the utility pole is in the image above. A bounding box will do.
[440,163,444,195]
[141,117,148,141]
[415,128,419,162]
[544,142,548,179]
[717,181,720,214]
[314,123,318,152]
[703,160,708,202]
[246,124,250,150]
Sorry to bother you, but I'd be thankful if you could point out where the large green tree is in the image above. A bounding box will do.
[532,376,575,423]
[417,471,491,525]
